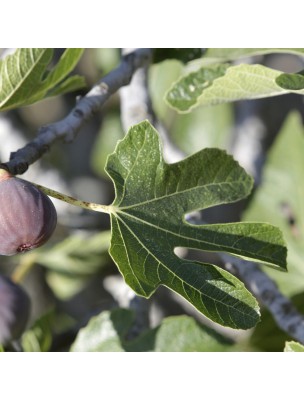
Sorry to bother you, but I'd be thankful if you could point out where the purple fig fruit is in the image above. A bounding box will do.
[0,275,31,344]
[0,169,57,256]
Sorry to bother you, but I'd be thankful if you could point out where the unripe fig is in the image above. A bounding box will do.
[0,275,31,344]
[0,169,57,256]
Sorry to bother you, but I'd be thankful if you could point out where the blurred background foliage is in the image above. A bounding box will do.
[1,49,304,351]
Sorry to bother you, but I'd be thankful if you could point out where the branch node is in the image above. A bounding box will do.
[73,108,84,119]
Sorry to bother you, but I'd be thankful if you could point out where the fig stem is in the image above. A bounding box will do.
[32,183,115,214]
[12,253,37,284]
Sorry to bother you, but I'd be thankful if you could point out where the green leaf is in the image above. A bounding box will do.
[276,71,304,90]
[105,121,287,329]
[153,49,206,64]
[21,313,53,352]
[0,48,85,111]
[46,75,86,97]
[244,112,304,295]
[166,63,228,112]
[284,341,304,352]
[38,48,84,92]
[166,64,304,113]
[70,308,233,352]
[70,309,133,352]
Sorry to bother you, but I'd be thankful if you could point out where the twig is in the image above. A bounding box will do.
[222,255,304,344]
[2,48,152,176]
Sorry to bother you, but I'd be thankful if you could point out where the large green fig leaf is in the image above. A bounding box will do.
[0,48,85,111]
[105,121,287,329]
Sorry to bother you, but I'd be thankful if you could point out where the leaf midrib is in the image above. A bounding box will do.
[117,180,246,210]
[114,214,147,295]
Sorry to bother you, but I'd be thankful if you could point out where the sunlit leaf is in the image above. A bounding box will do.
[0,48,85,111]
[284,341,304,352]
[105,121,287,329]
[166,64,304,113]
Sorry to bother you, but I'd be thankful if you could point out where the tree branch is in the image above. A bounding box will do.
[3,48,152,175]
[222,255,304,344]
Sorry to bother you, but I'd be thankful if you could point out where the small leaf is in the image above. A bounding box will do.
[284,341,304,352]
[21,313,53,352]
[105,121,287,329]
[70,309,134,352]
[38,48,84,93]
[0,48,85,111]
[47,75,86,97]
[276,71,304,90]
[153,49,206,64]
[166,64,304,113]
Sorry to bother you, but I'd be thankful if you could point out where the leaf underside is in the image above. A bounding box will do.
[0,48,85,111]
[284,341,304,352]
[166,63,304,113]
[105,121,287,329]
